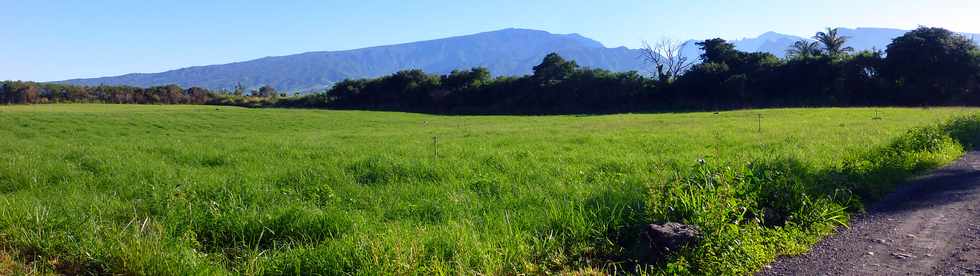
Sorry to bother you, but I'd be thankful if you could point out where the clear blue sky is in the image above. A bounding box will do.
[2,0,977,81]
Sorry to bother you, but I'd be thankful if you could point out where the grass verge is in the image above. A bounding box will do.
[646,115,980,275]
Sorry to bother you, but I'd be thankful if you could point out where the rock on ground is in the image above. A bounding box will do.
[638,222,701,264]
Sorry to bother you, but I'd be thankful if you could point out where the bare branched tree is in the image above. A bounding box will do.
[641,39,692,83]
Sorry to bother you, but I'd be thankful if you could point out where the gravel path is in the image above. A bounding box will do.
[760,152,980,276]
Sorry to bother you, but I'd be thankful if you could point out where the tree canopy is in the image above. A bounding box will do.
[786,40,822,59]
[814,27,855,57]
[884,27,980,104]
[3,27,979,114]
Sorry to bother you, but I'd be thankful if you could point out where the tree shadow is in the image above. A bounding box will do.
[867,162,980,214]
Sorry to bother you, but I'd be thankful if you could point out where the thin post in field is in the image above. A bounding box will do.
[757,114,762,133]
[432,136,438,161]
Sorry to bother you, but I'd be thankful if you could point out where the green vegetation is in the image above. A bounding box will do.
[4,27,979,114]
[0,104,978,274]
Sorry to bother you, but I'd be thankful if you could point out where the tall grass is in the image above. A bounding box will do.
[647,116,972,274]
[0,104,976,274]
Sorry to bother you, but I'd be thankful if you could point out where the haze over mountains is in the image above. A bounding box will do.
[61,27,980,92]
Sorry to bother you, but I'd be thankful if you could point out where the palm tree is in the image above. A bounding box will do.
[813,27,854,56]
[786,40,822,58]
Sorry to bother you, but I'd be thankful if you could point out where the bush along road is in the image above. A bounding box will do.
[760,151,980,275]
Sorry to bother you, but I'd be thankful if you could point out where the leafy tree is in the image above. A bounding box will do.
[532,53,578,84]
[696,38,739,64]
[442,67,491,92]
[145,85,184,104]
[387,69,441,107]
[3,82,40,104]
[233,82,246,96]
[786,40,822,59]
[843,50,888,105]
[814,28,854,56]
[257,85,277,97]
[186,87,211,103]
[0,82,7,103]
[885,27,979,104]
[326,79,367,103]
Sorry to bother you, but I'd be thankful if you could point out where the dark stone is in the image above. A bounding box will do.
[636,222,702,264]
[763,207,786,227]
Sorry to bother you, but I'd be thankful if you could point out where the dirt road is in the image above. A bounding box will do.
[760,152,980,275]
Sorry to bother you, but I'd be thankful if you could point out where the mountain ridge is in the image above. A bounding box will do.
[60,28,644,92]
[59,27,980,92]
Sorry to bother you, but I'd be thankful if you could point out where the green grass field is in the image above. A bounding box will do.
[0,104,977,275]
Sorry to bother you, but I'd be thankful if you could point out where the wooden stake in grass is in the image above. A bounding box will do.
[432,136,438,161]
[757,114,762,133]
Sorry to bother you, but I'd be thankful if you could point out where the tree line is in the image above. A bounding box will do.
[0,82,286,107]
[3,27,978,113]
[289,26,980,113]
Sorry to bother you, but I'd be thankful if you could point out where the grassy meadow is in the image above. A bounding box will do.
[0,104,977,274]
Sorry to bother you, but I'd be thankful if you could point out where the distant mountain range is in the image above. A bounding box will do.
[60,27,980,92]
[712,27,979,59]
[60,29,646,92]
